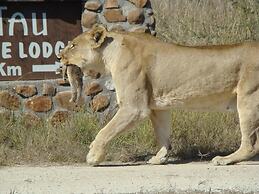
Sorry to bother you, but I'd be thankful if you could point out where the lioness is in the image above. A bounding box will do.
[58,25,259,166]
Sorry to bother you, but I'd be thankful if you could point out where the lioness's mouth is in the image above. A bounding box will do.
[59,58,69,66]
[57,53,68,65]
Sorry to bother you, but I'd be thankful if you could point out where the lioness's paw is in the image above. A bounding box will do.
[212,156,233,166]
[147,156,168,165]
[87,148,105,166]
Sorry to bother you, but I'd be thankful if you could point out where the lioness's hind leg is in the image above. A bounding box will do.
[213,69,259,165]
[212,107,259,166]
[148,110,171,165]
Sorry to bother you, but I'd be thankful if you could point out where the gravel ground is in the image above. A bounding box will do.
[0,161,259,194]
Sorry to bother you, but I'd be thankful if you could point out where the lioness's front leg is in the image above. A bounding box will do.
[87,108,148,165]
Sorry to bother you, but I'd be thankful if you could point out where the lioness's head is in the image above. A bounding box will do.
[58,25,108,72]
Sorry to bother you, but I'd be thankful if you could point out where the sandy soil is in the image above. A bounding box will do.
[0,161,259,194]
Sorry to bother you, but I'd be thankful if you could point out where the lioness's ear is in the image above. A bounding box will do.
[90,24,107,49]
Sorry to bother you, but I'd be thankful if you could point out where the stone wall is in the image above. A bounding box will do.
[0,76,117,125]
[82,0,155,35]
[0,0,155,125]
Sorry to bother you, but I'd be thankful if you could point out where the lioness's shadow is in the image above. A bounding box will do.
[96,157,190,167]
[238,155,259,165]
[96,161,146,167]
[96,155,259,167]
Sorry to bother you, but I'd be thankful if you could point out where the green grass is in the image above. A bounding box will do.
[0,110,240,166]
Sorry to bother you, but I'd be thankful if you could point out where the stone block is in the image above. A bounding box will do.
[42,83,56,96]
[104,9,127,23]
[104,79,115,91]
[0,108,11,120]
[85,82,103,96]
[146,15,155,27]
[91,95,110,112]
[108,24,125,32]
[81,10,98,28]
[49,110,71,126]
[86,70,101,79]
[22,112,41,127]
[104,0,119,9]
[129,25,148,33]
[127,9,144,24]
[56,78,70,86]
[146,8,153,15]
[151,30,156,36]
[0,90,21,110]
[15,85,37,98]
[25,96,52,112]
[128,0,148,8]
[85,0,102,11]
[55,91,85,111]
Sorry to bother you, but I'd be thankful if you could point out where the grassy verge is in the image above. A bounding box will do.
[0,110,240,166]
[0,112,99,165]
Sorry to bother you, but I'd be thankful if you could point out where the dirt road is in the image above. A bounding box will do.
[0,161,259,194]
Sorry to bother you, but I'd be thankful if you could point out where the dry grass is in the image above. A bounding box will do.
[0,110,240,165]
[151,0,259,45]
[0,112,99,165]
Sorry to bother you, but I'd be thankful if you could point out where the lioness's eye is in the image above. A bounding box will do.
[70,44,75,49]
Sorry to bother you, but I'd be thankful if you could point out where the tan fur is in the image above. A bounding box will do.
[59,25,259,166]
[58,64,83,103]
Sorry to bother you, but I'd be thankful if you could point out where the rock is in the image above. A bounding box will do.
[55,91,85,111]
[56,78,70,86]
[91,95,110,112]
[86,70,101,79]
[104,79,115,91]
[85,82,103,96]
[22,112,41,127]
[104,9,127,23]
[25,96,52,112]
[104,0,119,9]
[151,30,156,36]
[49,110,71,126]
[127,9,144,24]
[146,8,153,15]
[128,0,148,8]
[129,25,148,33]
[0,108,11,120]
[0,90,21,110]
[15,85,37,98]
[85,0,102,11]
[42,83,56,96]
[82,26,90,32]
[81,10,98,28]
[146,15,155,27]
[108,24,125,32]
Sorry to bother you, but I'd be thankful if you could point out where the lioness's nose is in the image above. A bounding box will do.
[57,56,61,60]
[57,53,62,60]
